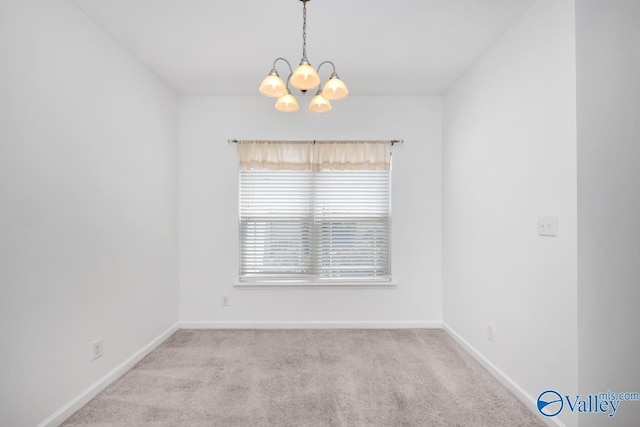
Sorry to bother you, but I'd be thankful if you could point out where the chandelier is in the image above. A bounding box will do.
[258,0,349,113]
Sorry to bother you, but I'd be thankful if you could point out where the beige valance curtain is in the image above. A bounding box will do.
[237,141,391,171]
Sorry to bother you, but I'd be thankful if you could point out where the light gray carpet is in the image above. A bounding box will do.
[63,329,544,426]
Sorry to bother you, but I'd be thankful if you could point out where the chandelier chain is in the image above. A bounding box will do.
[302,0,307,59]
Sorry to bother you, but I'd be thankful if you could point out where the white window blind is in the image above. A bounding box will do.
[238,141,392,283]
[240,170,315,279]
[315,170,390,279]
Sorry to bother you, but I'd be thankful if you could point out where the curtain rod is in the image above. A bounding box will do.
[228,139,403,145]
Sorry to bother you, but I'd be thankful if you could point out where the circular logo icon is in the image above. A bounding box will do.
[537,390,563,417]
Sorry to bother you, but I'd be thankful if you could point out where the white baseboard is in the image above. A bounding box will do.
[38,322,180,427]
[442,323,567,427]
[181,320,442,329]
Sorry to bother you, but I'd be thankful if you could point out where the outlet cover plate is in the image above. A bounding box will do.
[538,216,558,236]
[92,339,103,361]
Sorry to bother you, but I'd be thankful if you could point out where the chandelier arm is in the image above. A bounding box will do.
[314,61,338,93]
[272,57,294,74]
[284,72,294,92]
[316,61,337,76]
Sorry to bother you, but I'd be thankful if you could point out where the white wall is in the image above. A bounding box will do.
[576,1,640,425]
[179,96,441,326]
[442,0,577,425]
[0,1,179,426]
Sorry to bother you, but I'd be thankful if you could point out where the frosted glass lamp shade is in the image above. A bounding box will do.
[275,93,299,112]
[259,73,287,98]
[322,76,348,101]
[290,63,321,90]
[308,93,332,113]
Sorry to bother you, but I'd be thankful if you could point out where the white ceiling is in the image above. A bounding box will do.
[71,0,536,96]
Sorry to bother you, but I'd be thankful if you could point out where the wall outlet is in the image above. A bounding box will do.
[92,339,103,361]
[486,324,494,342]
[538,216,558,236]
[221,296,229,307]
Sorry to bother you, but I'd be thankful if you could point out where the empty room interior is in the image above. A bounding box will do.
[2,0,639,426]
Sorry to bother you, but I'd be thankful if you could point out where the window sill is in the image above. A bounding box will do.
[234,280,397,290]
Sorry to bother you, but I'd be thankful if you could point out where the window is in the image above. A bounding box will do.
[237,141,391,283]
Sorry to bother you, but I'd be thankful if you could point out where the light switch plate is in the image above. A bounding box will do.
[538,216,558,236]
